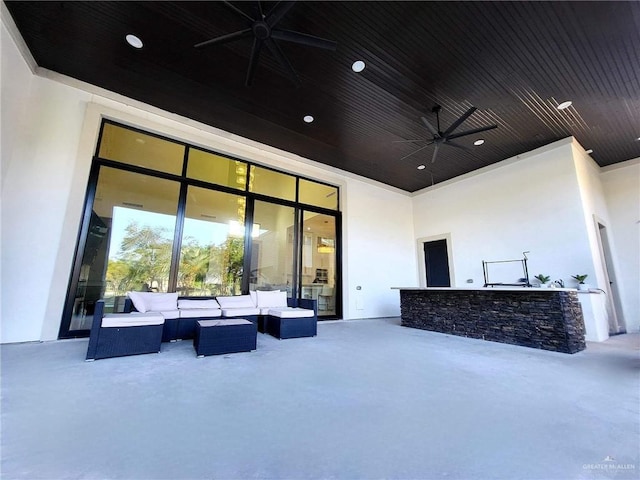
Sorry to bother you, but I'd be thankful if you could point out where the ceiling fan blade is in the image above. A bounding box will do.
[223,1,255,22]
[393,139,425,143]
[431,144,441,164]
[271,30,337,50]
[245,38,263,87]
[445,140,470,152]
[400,143,432,161]
[442,106,477,138]
[265,38,301,87]
[447,124,498,141]
[195,28,252,48]
[267,1,296,27]
[421,116,439,137]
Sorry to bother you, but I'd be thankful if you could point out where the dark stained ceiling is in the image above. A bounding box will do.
[5,1,640,192]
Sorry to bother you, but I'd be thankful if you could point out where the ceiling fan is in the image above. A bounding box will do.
[195,1,337,87]
[397,105,498,164]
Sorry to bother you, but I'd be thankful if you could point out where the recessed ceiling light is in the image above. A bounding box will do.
[417,165,426,170]
[636,137,640,141]
[303,115,314,123]
[473,139,485,146]
[126,34,143,49]
[557,100,572,110]
[352,60,365,73]
[585,149,593,154]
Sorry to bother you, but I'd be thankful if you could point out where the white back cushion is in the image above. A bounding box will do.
[127,291,148,313]
[146,292,178,311]
[178,299,220,309]
[256,290,288,308]
[128,292,178,312]
[216,295,255,309]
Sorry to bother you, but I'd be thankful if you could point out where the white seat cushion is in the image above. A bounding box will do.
[221,307,260,317]
[158,310,180,320]
[267,307,315,318]
[101,312,164,327]
[180,308,222,318]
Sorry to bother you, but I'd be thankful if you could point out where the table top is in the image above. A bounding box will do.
[198,319,253,327]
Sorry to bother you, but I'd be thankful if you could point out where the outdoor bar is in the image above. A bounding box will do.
[395,287,586,354]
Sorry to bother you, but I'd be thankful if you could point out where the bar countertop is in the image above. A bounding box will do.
[392,286,577,292]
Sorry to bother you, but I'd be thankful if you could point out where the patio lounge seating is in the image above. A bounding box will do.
[125,293,221,342]
[86,300,164,361]
[259,292,317,339]
[121,290,317,342]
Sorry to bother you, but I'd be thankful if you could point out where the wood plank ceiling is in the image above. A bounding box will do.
[5,1,640,192]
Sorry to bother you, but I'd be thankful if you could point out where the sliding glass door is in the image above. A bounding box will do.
[301,211,337,315]
[249,200,296,296]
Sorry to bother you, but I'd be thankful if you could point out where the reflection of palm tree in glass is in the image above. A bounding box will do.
[105,222,172,294]
[221,237,244,295]
[178,240,212,295]
[106,221,246,296]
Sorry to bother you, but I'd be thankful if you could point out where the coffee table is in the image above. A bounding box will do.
[193,319,257,357]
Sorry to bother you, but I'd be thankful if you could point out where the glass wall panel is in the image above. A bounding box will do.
[299,179,338,210]
[249,165,296,201]
[98,123,184,175]
[69,167,180,331]
[178,187,246,296]
[187,149,247,190]
[250,201,295,295]
[301,212,337,315]
[64,120,342,338]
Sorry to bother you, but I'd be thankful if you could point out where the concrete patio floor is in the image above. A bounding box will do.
[1,317,639,480]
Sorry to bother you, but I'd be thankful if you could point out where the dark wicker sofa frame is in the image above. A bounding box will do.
[123,296,317,341]
[86,300,164,360]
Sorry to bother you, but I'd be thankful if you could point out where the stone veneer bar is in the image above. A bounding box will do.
[395,288,586,354]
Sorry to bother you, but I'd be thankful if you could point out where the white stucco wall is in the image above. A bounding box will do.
[2,18,93,343]
[1,11,34,189]
[411,139,591,288]
[600,159,640,333]
[342,179,416,319]
[572,141,627,335]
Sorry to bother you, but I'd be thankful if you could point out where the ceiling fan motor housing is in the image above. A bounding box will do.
[252,21,271,40]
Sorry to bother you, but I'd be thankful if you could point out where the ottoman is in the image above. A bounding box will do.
[266,307,317,339]
[193,319,257,357]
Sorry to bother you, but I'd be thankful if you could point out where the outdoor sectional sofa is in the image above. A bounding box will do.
[122,290,317,342]
[86,290,318,360]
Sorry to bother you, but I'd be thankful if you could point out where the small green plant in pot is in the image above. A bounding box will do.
[534,274,551,287]
[571,274,589,290]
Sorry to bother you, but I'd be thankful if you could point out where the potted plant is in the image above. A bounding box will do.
[571,274,590,291]
[534,274,551,287]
